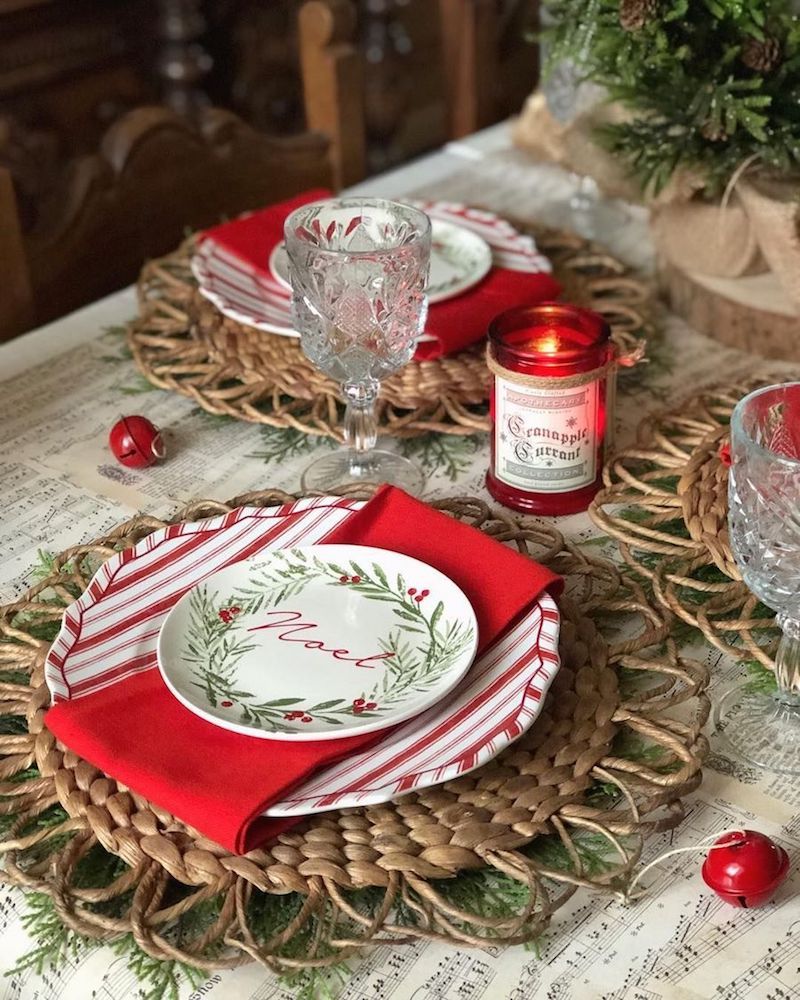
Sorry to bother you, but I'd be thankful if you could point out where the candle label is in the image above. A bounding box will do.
[494,377,599,492]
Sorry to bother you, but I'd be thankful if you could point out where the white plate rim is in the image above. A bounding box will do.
[192,244,437,343]
[191,246,298,337]
[155,544,479,742]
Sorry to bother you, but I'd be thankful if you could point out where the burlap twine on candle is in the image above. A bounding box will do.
[485,341,646,390]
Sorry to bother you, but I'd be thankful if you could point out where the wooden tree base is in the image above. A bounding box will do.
[659,259,799,360]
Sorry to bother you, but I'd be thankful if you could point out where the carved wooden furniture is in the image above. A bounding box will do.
[0,0,155,157]
[0,166,33,341]
[0,1,359,341]
[298,0,366,188]
[0,105,331,340]
[439,0,497,138]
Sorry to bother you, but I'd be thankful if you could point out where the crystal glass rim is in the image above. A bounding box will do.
[284,197,432,258]
[730,382,800,468]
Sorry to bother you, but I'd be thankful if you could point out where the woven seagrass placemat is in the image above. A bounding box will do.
[0,488,707,973]
[589,379,780,670]
[128,225,651,440]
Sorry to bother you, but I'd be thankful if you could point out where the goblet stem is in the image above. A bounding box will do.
[343,380,378,455]
[775,615,800,700]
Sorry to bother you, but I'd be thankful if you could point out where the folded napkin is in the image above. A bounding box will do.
[46,487,561,854]
[413,256,561,361]
[200,190,561,359]
[202,188,332,271]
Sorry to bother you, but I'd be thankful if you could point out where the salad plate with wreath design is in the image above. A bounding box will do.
[157,545,478,740]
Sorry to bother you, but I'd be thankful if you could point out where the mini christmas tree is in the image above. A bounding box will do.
[543,0,800,197]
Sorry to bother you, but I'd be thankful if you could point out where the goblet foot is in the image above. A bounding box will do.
[301,449,425,495]
[714,682,800,775]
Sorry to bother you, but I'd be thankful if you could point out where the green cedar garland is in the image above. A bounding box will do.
[543,0,800,196]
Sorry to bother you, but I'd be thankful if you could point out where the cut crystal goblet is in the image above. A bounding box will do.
[714,382,800,774]
[284,198,431,494]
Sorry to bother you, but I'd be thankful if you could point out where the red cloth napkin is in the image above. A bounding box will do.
[201,188,332,269]
[46,487,561,854]
[415,265,561,360]
[200,190,561,359]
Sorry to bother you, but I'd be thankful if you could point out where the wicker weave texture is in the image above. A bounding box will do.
[128,226,651,440]
[589,379,781,669]
[0,488,708,971]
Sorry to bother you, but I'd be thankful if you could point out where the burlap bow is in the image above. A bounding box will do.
[513,92,800,313]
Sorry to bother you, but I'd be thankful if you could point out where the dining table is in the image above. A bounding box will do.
[0,120,797,1000]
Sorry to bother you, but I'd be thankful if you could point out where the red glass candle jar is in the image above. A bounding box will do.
[486,303,615,516]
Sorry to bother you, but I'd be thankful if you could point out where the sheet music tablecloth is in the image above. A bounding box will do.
[1,123,798,1000]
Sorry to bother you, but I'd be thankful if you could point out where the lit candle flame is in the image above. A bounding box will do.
[538,333,560,354]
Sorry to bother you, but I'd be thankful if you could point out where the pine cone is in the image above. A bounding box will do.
[701,120,728,143]
[620,0,658,31]
[741,34,782,73]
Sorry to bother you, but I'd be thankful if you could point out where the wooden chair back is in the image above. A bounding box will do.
[0,0,360,341]
[0,166,33,342]
[32,106,332,323]
[1,105,332,338]
[439,0,499,139]
[298,0,366,189]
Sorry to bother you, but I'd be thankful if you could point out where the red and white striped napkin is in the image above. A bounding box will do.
[45,487,562,854]
[197,190,561,359]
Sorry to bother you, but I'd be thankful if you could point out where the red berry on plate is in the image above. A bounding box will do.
[353,705,363,714]
[420,589,430,598]
[221,700,233,707]
[408,588,417,596]
[339,575,349,583]
[414,595,423,603]
[301,715,312,723]
[702,830,790,908]
[353,698,365,707]
[351,575,361,584]
[109,416,165,469]
[365,701,377,710]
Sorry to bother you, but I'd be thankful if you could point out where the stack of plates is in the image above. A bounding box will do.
[45,498,561,817]
[191,200,553,343]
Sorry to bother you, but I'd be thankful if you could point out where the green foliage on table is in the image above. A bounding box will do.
[543,0,800,196]
[743,657,779,693]
[0,560,669,998]
[246,424,335,464]
[399,432,483,481]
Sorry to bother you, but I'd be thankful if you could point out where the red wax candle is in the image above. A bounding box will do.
[486,303,614,516]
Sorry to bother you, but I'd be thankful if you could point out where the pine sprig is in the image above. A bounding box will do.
[246,425,335,465]
[399,433,483,482]
[544,0,800,195]
[9,893,90,977]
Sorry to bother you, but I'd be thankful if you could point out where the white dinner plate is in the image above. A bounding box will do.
[156,544,478,741]
[268,218,492,304]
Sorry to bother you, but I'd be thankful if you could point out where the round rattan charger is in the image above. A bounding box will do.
[128,225,651,441]
[0,487,707,974]
[589,378,780,670]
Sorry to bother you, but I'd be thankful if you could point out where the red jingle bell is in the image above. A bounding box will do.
[701,829,790,908]
[109,416,165,469]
